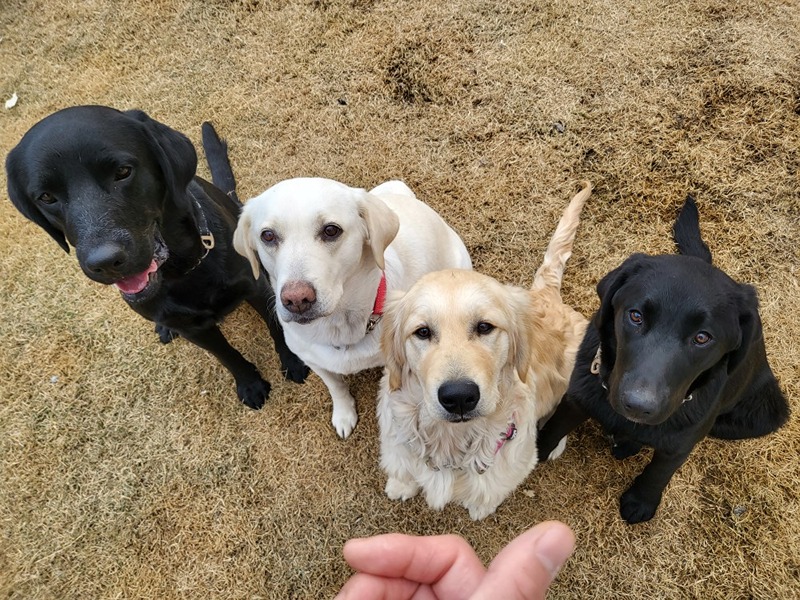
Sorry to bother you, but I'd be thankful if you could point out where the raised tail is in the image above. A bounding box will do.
[673,195,712,263]
[201,122,239,205]
[532,181,592,292]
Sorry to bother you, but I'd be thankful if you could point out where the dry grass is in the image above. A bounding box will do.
[1,0,798,598]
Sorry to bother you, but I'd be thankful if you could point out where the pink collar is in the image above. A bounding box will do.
[423,413,519,473]
[495,415,518,454]
[366,272,387,333]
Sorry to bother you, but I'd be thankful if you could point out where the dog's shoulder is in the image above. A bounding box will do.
[192,177,241,224]
[154,178,259,302]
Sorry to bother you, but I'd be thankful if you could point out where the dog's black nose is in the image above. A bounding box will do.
[619,390,659,421]
[281,281,317,314]
[84,242,128,275]
[438,379,480,415]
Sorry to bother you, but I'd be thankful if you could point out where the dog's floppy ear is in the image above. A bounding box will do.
[726,283,761,374]
[594,260,630,334]
[505,286,534,384]
[5,144,70,253]
[358,193,400,270]
[124,110,197,209]
[233,208,261,280]
[593,254,647,361]
[381,290,408,391]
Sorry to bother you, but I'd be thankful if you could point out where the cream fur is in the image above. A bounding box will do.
[377,182,591,519]
[234,177,471,438]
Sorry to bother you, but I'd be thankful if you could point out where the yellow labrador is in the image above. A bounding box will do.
[234,178,471,438]
[377,182,591,520]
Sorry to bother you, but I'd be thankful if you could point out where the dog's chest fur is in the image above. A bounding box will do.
[386,375,538,487]
[283,314,384,374]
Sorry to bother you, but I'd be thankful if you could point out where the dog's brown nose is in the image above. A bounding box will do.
[438,379,480,416]
[280,281,317,314]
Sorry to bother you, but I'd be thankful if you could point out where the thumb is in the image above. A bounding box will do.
[471,521,575,600]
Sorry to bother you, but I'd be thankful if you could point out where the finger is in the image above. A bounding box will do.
[342,533,486,596]
[471,521,575,600]
[335,572,422,600]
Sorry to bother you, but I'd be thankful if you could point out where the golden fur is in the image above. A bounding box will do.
[377,183,591,520]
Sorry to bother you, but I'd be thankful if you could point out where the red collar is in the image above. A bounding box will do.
[372,271,387,315]
[366,272,387,333]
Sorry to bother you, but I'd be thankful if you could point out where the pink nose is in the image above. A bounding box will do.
[280,281,317,314]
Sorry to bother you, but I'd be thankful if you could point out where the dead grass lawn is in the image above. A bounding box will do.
[0,0,798,598]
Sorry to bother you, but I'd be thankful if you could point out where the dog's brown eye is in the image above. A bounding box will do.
[114,166,132,181]
[261,229,277,244]
[37,192,56,204]
[476,322,495,335]
[629,310,643,324]
[414,326,431,340]
[321,224,342,241]
[693,331,712,345]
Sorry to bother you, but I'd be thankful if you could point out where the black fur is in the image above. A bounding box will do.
[201,121,239,204]
[537,196,789,524]
[6,105,308,409]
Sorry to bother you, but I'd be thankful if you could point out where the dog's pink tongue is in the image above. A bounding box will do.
[113,260,158,295]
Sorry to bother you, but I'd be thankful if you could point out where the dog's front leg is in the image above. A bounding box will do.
[312,365,358,438]
[381,447,421,502]
[378,414,421,501]
[246,288,309,384]
[465,484,507,521]
[619,448,692,524]
[536,395,588,461]
[180,325,270,410]
[154,323,179,344]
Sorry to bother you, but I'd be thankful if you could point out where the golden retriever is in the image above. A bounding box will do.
[377,182,591,519]
[233,178,471,438]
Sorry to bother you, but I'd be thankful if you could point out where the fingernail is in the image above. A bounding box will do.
[533,524,575,579]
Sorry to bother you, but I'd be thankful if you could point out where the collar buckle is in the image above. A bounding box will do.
[200,233,215,258]
[366,314,382,333]
[590,345,602,375]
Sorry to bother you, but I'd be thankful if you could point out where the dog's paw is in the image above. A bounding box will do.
[281,353,310,384]
[423,486,453,511]
[155,323,179,344]
[385,477,419,501]
[467,503,499,521]
[612,438,643,460]
[332,406,358,439]
[236,377,271,410]
[547,436,568,461]
[619,486,661,524]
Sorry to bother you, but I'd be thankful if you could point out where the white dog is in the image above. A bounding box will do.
[234,178,471,438]
[377,183,591,519]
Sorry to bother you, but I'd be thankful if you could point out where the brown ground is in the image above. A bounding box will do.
[1,0,798,598]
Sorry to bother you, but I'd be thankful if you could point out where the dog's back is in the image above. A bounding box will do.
[376,185,473,280]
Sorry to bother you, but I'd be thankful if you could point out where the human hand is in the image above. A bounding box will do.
[336,520,575,599]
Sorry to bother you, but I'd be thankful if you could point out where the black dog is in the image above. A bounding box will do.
[6,105,308,409]
[537,196,789,524]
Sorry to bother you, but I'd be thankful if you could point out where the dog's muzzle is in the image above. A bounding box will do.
[113,227,169,299]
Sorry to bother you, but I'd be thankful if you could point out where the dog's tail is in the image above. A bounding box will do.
[201,121,239,205]
[673,195,712,264]
[532,181,592,292]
